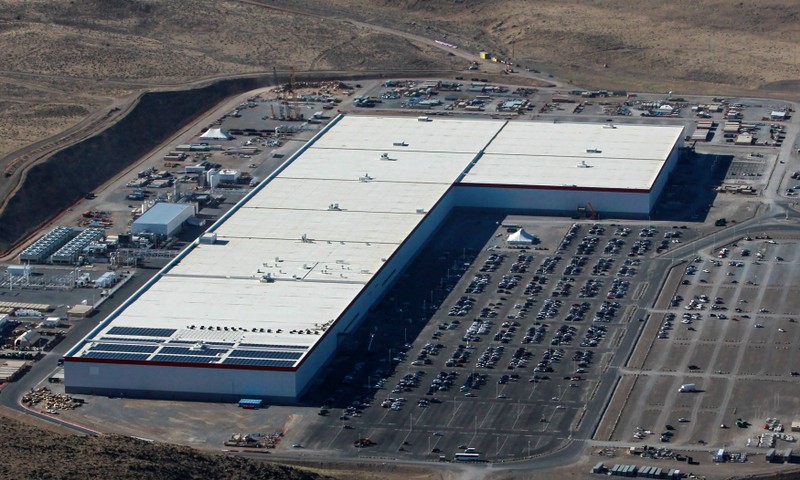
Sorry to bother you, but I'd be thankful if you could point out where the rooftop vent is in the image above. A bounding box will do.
[577,160,593,168]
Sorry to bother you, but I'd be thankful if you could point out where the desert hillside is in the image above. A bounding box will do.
[281,0,800,94]
[0,0,797,246]
[0,0,796,161]
[0,413,330,480]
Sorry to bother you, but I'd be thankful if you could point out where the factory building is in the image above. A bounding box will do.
[131,203,195,237]
[65,116,683,402]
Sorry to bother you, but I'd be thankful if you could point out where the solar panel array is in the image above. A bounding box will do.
[108,327,177,337]
[169,340,235,347]
[88,344,158,354]
[158,346,227,356]
[230,350,303,360]
[223,358,295,368]
[151,355,218,364]
[79,335,307,368]
[238,343,308,350]
[82,351,150,361]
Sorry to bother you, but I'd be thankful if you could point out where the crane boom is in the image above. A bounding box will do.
[289,66,298,120]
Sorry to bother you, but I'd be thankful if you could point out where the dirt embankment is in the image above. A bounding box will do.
[0,77,257,251]
[0,413,331,480]
[0,68,460,253]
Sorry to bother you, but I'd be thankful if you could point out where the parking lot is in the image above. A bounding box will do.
[40,213,691,462]
[276,216,698,462]
[602,235,800,452]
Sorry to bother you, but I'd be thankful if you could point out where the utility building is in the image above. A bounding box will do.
[65,115,683,402]
[132,203,195,237]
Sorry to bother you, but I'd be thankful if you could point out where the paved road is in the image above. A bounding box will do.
[0,271,155,434]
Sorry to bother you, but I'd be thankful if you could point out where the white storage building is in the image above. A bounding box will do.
[132,203,195,237]
[65,115,683,402]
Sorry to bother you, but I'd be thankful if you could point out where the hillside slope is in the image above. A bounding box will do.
[281,0,800,95]
[0,413,330,480]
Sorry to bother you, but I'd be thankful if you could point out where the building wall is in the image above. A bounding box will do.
[451,185,652,217]
[293,189,457,396]
[65,361,299,402]
[649,133,684,211]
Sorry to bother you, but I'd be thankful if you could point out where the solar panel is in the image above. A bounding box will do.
[89,344,158,354]
[158,346,228,356]
[82,351,150,361]
[169,340,236,346]
[95,336,162,343]
[223,358,295,368]
[107,327,176,337]
[229,350,303,360]
[238,343,308,350]
[151,355,218,364]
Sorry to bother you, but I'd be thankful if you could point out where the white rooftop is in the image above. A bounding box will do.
[462,122,684,190]
[72,116,682,368]
[72,115,503,366]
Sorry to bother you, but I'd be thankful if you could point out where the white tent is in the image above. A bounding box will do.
[200,128,233,140]
[507,228,535,245]
[15,330,40,349]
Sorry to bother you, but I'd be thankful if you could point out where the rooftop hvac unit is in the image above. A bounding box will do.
[199,232,217,244]
[586,148,602,153]
[380,153,395,161]
[416,208,426,214]
[576,160,592,168]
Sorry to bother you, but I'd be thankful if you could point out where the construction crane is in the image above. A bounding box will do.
[289,66,299,120]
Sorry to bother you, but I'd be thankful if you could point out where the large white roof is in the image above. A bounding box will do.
[462,122,684,190]
[71,115,503,367]
[71,116,681,368]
